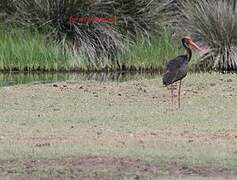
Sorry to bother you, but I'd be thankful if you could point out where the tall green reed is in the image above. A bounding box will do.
[0,28,67,71]
[119,33,183,71]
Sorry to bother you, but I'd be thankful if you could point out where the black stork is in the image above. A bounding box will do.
[163,36,202,110]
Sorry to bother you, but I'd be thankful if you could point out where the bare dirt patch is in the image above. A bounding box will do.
[0,156,234,180]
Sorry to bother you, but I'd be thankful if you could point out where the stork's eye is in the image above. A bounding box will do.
[186,39,192,44]
[185,39,189,44]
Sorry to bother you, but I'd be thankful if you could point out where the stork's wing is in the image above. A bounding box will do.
[163,55,188,86]
[165,55,187,70]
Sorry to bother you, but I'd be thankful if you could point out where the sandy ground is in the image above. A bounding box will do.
[0,72,237,179]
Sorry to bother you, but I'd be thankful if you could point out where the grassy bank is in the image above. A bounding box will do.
[120,33,183,71]
[0,73,236,179]
[0,28,184,72]
[2,0,237,71]
[0,28,68,71]
[1,0,180,72]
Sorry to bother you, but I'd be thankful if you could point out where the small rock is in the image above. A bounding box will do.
[53,84,58,87]
[135,175,140,180]
[118,93,122,96]
[120,141,125,145]
[7,170,15,174]
[144,168,148,172]
[97,131,102,135]
[210,83,216,87]
[79,86,83,89]
[35,143,50,147]
[227,79,233,82]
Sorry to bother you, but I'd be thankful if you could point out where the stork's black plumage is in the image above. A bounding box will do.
[163,54,189,86]
[162,36,202,110]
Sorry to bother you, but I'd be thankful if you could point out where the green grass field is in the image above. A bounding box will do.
[0,72,236,179]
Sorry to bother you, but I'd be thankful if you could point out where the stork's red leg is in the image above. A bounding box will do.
[170,85,174,111]
[178,80,182,109]
[169,88,172,111]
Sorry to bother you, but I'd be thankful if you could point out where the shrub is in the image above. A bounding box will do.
[180,0,237,71]
[5,0,176,70]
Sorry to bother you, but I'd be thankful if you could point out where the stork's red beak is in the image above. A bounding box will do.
[189,40,203,52]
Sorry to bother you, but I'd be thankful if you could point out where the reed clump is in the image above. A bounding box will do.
[1,0,177,71]
[180,0,237,71]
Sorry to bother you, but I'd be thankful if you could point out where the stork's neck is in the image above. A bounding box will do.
[182,39,192,62]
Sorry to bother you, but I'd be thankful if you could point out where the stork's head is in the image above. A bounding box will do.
[182,36,203,52]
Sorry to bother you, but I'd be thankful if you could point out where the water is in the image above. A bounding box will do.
[0,72,161,87]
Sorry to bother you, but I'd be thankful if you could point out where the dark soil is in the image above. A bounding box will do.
[0,156,235,180]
